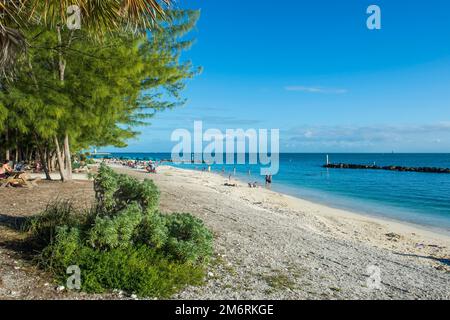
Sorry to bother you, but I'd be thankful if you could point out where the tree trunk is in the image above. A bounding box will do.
[54,136,67,182]
[5,129,10,160]
[46,149,52,173]
[57,25,66,83]
[36,145,52,181]
[14,129,19,163]
[50,152,57,172]
[63,134,73,180]
[56,27,75,181]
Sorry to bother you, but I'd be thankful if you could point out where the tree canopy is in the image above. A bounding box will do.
[0,9,200,180]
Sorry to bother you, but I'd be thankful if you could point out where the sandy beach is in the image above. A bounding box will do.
[1,165,449,300]
[112,165,450,299]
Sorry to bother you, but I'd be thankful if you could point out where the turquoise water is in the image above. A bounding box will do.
[102,153,450,231]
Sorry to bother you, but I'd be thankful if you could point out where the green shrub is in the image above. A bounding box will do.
[87,203,142,250]
[94,165,119,213]
[39,226,82,271]
[85,158,96,165]
[46,244,204,297]
[72,162,82,170]
[164,213,213,264]
[114,175,160,213]
[134,212,168,249]
[27,201,83,248]
[32,165,213,298]
[94,164,159,214]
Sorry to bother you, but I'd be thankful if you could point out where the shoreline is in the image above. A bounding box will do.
[109,164,450,299]
[271,183,450,238]
[174,165,450,242]
[233,170,450,237]
[9,163,448,299]
[107,162,450,239]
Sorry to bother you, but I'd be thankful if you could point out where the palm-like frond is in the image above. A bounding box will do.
[0,0,173,73]
[30,0,172,31]
[0,27,26,77]
[1,1,28,76]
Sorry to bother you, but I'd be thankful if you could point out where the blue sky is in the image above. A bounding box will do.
[105,0,450,153]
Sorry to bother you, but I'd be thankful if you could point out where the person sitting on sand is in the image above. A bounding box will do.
[34,160,42,173]
[224,182,237,187]
[248,181,258,188]
[0,159,13,179]
[14,161,25,171]
[146,162,156,173]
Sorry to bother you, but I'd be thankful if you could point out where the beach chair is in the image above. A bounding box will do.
[0,172,40,188]
[0,177,12,188]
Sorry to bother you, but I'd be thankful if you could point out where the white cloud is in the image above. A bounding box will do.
[285,86,348,94]
[282,122,450,151]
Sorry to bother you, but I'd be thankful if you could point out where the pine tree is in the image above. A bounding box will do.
[0,10,200,181]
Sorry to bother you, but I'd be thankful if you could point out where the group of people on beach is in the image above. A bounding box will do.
[0,159,37,179]
[101,158,159,174]
[194,165,273,188]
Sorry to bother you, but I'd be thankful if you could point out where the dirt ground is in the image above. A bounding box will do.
[0,180,121,300]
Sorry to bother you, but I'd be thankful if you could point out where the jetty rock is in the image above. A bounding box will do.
[323,163,450,174]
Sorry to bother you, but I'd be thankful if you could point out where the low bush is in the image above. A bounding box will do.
[134,212,169,249]
[164,213,214,263]
[40,233,204,297]
[27,201,84,248]
[87,202,143,250]
[29,164,213,298]
[94,165,160,214]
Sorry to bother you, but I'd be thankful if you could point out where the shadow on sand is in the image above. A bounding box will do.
[393,252,450,266]
[0,213,36,260]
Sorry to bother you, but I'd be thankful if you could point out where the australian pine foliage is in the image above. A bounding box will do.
[0,9,200,181]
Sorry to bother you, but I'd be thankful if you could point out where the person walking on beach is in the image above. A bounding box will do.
[265,174,272,188]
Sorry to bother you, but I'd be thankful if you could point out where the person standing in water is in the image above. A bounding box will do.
[265,174,272,188]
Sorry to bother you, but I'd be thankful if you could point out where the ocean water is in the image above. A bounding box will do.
[101,153,450,232]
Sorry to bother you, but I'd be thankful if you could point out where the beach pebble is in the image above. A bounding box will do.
[112,289,124,296]
[56,285,65,292]
[131,294,138,299]
[208,272,214,278]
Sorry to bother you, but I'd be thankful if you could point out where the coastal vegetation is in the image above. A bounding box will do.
[0,1,214,298]
[0,1,199,181]
[26,165,213,297]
